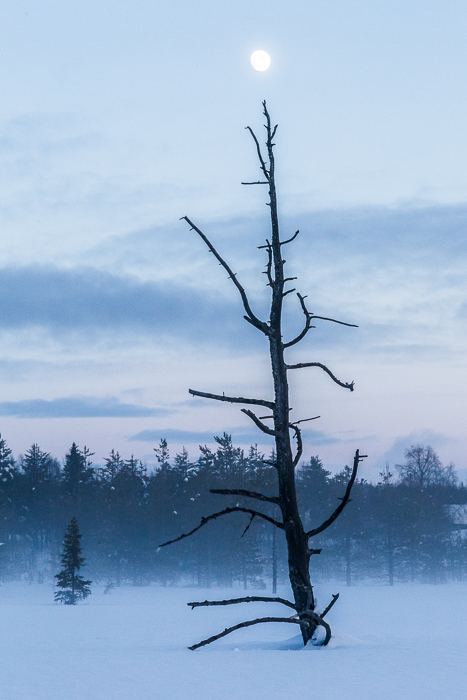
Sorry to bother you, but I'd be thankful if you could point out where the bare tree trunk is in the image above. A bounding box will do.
[272,526,277,594]
[387,531,394,586]
[345,534,351,587]
[160,102,365,648]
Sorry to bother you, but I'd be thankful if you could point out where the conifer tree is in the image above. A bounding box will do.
[54,516,92,605]
[62,443,95,497]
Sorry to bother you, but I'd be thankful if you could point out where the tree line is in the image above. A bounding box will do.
[0,433,466,589]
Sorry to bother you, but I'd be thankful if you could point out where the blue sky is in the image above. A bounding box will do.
[1,1,467,479]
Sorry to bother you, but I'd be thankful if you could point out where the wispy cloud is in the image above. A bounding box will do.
[0,264,251,345]
[0,396,171,419]
[129,427,339,447]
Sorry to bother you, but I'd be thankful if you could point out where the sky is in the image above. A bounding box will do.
[0,0,467,480]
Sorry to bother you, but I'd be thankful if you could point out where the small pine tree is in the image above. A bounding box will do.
[54,516,92,605]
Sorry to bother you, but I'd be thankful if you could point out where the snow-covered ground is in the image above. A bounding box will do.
[1,580,466,699]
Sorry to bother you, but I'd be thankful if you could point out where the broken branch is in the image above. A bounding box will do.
[189,389,274,409]
[321,593,339,619]
[290,423,303,468]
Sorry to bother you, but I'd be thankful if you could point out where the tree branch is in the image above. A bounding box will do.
[321,593,339,619]
[241,408,277,436]
[283,293,357,348]
[189,389,274,409]
[290,423,303,468]
[283,293,314,348]
[286,362,355,392]
[188,596,296,610]
[188,616,306,650]
[241,513,256,537]
[210,488,279,504]
[262,239,274,287]
[245,126,269,180]
[307,450,367,538]
[310,613,331,646]
[181,216,269,335]
[241,181,269,185]
[280,230,299,246]
[310,315,358,328]
[159,506,284,547]
[290,416,321,426]
[188,609,332,649]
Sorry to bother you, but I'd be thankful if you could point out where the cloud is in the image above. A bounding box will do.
[129,429,235,445]
[0,396,171,419]
[2,202,467,361]
[86,203,467,352]
[0,264,254,346]
[128,426,339,447]
[96,203,467,278]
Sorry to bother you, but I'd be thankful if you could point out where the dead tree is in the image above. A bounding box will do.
[161,102,366,648]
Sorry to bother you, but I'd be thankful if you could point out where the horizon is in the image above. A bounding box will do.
[1,1,467,483]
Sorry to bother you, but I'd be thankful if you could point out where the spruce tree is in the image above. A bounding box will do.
[62,443,95,497]
[54,516,92,604]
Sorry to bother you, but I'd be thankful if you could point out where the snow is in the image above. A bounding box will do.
[1,581,466,699]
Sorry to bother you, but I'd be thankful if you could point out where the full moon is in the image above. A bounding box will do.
[250,50,271,72]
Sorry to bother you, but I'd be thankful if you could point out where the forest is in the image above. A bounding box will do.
[0,433,466,590]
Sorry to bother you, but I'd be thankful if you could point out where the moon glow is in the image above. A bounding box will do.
[250,50,271,72]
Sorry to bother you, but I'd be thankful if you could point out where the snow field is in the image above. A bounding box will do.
[0,582,466,700]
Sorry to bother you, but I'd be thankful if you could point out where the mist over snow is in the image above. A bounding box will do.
[1,3,467,698]
[1,582,466,700]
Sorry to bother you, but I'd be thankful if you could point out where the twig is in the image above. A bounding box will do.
[159,506,284,547]
[283,293,314,348]
[264,240,274,287]
[241,408,277,436]
[241,513,255,537]
[311,316,358,327]
[181,216,269,335]
[245,126,269,180]
[290,423,303,468]
[210,488,279,504]
[188,596,296,610]
[289,416,320,426]
[280,230,299,246]
[286,362,354,392]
